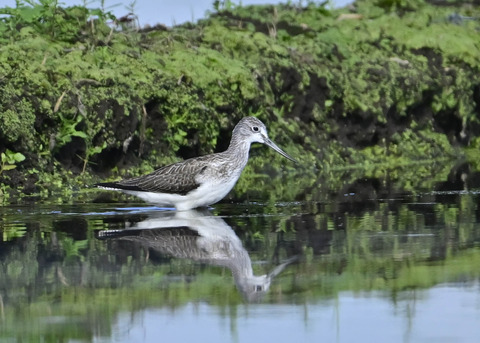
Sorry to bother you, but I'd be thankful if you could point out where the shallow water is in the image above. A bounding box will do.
[1,184,480,342]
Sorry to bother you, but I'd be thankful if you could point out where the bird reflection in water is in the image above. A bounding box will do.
[96,210,297,302]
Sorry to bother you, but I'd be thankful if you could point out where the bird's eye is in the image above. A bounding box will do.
[252,126,259,132]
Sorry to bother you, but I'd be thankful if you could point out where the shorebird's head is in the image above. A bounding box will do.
[234,117,297,163]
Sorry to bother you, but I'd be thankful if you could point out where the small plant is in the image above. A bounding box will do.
[212,0,237,12]
[0,149,26,174]
[55,112,88,148]
[0,0,116,44]
[80,141,107,174]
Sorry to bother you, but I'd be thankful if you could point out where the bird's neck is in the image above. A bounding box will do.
[224,134,251,171]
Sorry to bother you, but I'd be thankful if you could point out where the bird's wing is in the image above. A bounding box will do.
[97,157,211,195]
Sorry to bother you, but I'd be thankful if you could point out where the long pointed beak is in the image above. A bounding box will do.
[263,136,297,163]
[267,256,299,279]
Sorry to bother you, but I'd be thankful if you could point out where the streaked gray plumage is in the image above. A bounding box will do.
[94,117,296,210]
[97,156,211,195]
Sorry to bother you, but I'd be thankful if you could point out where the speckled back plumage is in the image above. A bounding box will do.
[100,156,211,195]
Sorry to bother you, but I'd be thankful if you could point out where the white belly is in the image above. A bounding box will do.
[122,174,239,210]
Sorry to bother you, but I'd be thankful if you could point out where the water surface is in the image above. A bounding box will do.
[1,180,480,342]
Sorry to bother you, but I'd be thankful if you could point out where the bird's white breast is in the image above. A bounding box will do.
[120,165,242,210]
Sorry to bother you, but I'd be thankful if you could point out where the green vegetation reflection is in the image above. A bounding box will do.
[1,191,480,339]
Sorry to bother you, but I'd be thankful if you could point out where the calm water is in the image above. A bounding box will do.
[1,173,480,342]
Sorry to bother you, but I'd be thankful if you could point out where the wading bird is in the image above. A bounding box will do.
[95,117,296,210]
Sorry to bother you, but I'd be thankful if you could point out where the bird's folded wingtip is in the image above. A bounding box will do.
[94,182,121,190]
[94,182,145,192]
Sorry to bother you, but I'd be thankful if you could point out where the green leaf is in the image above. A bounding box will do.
[72,131,88,139]
[12,152,26,163]
[2,165,17,171]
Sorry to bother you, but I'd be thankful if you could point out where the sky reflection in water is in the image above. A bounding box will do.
[108,285,480,343]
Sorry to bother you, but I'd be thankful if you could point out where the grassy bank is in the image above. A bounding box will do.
[0,0,479,201]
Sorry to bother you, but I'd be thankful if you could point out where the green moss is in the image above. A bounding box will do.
[0,1,479,201]
[0,100,36,146]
